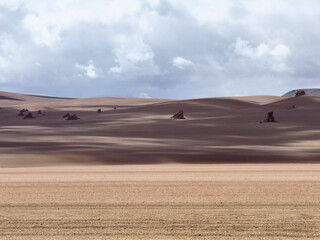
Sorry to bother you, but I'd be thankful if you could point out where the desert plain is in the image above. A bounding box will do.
[0,91,320,239]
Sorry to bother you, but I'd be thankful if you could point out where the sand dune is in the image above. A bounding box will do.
[222,95,284,105]
[1,91,320,239]
[0,91,71,107]
[1,91,320,166]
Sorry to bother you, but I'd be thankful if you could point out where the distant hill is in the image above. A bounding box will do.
[283,88,320,97]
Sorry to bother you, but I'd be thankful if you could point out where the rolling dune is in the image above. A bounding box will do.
[1,92,320,239]
[1,92,320,166]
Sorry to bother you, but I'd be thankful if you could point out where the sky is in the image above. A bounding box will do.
[0,0,320,99]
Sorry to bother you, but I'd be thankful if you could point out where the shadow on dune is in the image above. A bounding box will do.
[1,96,320,166]
[0,96,23,101]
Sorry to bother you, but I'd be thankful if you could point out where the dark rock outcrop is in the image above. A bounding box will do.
[63,113,71,118]
[66,114,79,120]
[18,110,24,116]
[283,88,320,97]
[261,111,278,123]
[23,113,35,119]
[295,90,306,97]
[172,110,185,119]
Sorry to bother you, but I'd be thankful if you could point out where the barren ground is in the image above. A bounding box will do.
[1,164,319,239]
[1,92,320,239]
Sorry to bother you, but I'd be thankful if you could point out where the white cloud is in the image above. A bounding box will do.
[34,62,42,67]
[0,0,320,98]
[0,56,8,83]
[270,45,291,72]
[138,92,151,98]
[172,57,193,69]
[0,56,8,68]
[23,14,61,48]
[109,66,121,73]
[0,0,23,11]
[75,60,99,79]
[109,36,160,76]
[233,38,291,72]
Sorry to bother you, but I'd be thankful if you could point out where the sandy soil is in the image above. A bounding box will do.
[0,164,320,239]
[1,91,320,166]
[1,91,320,239]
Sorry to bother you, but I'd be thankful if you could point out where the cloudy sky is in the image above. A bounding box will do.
[0,0,320,99]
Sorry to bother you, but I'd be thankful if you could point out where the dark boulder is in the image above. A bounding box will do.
[18,110,24,116]
[23,113,35,119]
[172,110,185,119]
[67,114,79,120]
[261,111,278,123]
[295,90,306,97]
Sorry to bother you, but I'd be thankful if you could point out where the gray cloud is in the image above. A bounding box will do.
[0,0,320,98]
